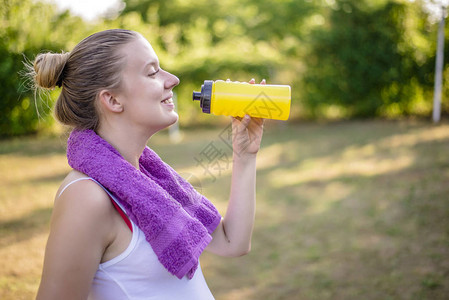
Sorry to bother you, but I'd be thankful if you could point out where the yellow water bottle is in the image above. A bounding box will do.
[192,80,291,120]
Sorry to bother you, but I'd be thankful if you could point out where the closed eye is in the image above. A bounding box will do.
[148,69,160,77]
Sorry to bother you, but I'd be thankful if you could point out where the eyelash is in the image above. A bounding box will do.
[148,69,160,77]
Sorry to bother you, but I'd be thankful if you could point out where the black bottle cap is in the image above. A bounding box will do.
[193,91,202,101]
[192,80,213,114]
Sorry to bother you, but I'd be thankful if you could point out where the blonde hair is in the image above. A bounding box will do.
[29,29,139,131]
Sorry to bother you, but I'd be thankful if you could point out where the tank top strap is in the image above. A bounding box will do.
[58,177,133,232]
[58,177,92,198]
[88,178,133,232]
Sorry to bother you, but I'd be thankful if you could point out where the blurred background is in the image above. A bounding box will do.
[1,0,449,136]
[1,0,449,299]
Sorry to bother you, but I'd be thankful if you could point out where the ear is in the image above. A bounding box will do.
[98,90,123,113]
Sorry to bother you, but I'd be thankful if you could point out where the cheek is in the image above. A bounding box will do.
[121,76,165,107]
[139,79,164,101]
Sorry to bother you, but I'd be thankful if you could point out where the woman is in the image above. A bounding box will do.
[31,29,264,299]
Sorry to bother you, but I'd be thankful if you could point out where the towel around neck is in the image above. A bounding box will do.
[66,129,221,279]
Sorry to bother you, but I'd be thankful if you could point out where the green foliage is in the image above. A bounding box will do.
[303,0,439,118]
[118,0,318,123]
[0,47,37,136]
[0,0,447,136]
[0,0,92,137]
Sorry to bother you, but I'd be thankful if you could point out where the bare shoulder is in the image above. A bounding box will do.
[37,171,115,299]
[52,170,114,231]
[55,169,92,199]
[56,170,109,207]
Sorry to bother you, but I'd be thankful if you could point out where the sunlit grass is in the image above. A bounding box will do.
[1,120,448,299]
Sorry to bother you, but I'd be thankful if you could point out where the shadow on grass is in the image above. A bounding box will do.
[28,172,68,185]
[245,174,448,299]
[0,207,52,249]
[0,136,66,157]
[199,121,449,300]
[1,120,447,300]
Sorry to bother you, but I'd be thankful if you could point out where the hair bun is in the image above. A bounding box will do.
[33,52,69,89]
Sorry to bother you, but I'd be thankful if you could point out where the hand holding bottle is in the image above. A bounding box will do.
[231,79,266,158]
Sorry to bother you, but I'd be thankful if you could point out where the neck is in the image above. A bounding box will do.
[96,124,152,169]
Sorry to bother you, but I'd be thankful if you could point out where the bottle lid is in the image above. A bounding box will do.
[192,80,213,114]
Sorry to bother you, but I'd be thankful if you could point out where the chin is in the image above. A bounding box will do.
[164,112,179,128]
[150,112,179,133]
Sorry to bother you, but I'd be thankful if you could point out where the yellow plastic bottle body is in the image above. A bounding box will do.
[210,80,291,120]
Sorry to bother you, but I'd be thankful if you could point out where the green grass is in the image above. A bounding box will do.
[1,120,448,299]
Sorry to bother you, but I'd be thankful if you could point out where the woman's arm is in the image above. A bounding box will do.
[36,180,114,300]
[206,79,265,257]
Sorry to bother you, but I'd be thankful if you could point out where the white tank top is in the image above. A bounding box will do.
[59,178,215,300]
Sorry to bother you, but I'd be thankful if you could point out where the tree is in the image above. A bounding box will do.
[422,0,449,123]
[303,0,437,118]
[0,0,91,137]
[119,0,318,122]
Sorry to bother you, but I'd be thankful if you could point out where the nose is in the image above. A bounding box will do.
[163,69,180,90]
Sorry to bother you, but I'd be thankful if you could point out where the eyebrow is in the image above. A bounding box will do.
[144,61,159,70]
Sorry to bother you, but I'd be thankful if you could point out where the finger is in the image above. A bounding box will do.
[249,78,256,84]
[240,114,251,129]
[252,117,265,126]
[247,117,264,134]
[232,114,250,131]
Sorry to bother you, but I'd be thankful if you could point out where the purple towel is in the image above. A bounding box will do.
[67,129,221,279]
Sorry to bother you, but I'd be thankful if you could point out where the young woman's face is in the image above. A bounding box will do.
[115,35,180,134]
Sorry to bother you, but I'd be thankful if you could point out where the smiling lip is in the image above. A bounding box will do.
[161,94,175,108]
[161,93,174,104]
